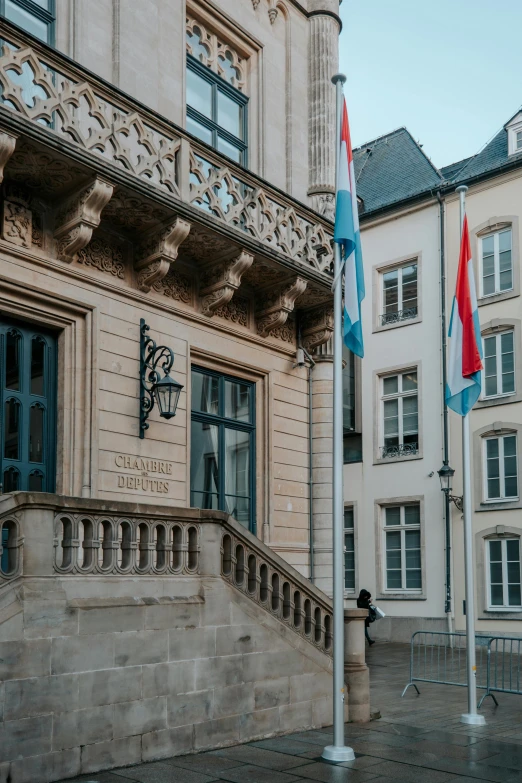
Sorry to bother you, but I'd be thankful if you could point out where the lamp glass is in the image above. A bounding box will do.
[153,374,183,419]
[438,463,455,493]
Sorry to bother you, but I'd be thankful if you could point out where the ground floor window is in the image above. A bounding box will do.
[0,319,56,493]
[190,366,255,532]
[344,506,355,591]
[383,503,421,591]
[487,538,521,608]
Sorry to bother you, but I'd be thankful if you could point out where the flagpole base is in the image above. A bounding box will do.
[461,713,486,726]
[322,745,355,762]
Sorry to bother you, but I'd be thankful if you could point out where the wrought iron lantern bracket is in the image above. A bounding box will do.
[140,319,182,439]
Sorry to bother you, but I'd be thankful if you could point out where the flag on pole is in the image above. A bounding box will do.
[334,98,365,358]
[446,215,483,416]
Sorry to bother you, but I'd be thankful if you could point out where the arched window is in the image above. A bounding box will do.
[486,537,521,609]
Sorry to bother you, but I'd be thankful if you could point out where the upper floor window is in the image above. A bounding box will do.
[383,503,421,592]
[517,130,522,151]
[343,346,362,463]
[190,367,255,532]
[487,538,521,609]
[1,0,55,44]
[480,228,512,297]
[344,507,355,591]
[0,319,56,493]
[483,330,515,399]
[381,370,418,459]
[484,433,518,501]
[186,18,248,165]
[381,261,418,326]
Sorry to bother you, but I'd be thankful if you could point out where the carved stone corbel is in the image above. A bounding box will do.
[0,131,17,184]
[301,306,334,352]
[2,188,31,248]
[256,276,307,338]
[134,217,191,293]
[54,177,114,263]
[200,249,254,317]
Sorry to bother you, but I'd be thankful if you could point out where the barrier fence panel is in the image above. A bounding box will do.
[479,636,522,707]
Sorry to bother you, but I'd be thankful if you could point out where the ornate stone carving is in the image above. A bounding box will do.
[256,277,307,338]
[270,312,295,343]
[31,211,43,247]
[313,192,335,221]
[134,217,191,293]
[152,268,192,304]
[54,177,114,263]
[2,196,31,247]
[7,144,87,194]
[77,238,125,278]
[186,15,246,92]
[102,190,172,231]
[301,306,334,352]
[200,249,253,317]
[251,0,261,7]
[0,130,17,183]
[268,6,278,24]
[213,296,249,326]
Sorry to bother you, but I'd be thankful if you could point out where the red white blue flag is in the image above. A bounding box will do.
[334,98,365,358]
[446,215,483,415]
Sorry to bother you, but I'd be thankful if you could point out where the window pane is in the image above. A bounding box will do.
[487,438,499,460]
[383,376,398,395]
[387,570,402,589]
[217,91,241,137]
[6,331,20,391]
[405,530,420,550]
[489,540,502,561]
[488,479,501,499]
[404,504,420,525]
[385,507,401,526]
[344,532,355,590]
[29,405,44,463]
[499,230,512,254]
[504,476,518,498]
[482,235,495,256]
[29,471,44,491]
[4,399,20,459]
[224,428,250,499]
[186,115,213,145]
[499,266,513,292]
[490,562,503,584]
[406,570,422,589]
[383,270,398,313]
[190,420,219,508]
[483,272,495,296]
[508,584,521,606]
[490,583,504,606]
[401,264,418,310]
[217,136,242,163]
[186,68,212,118]
[344,507,354,529]
[5,0,50,42]
[3,467,19,493]
[504,435,517,457]
[402,372,417,392]
[506,539,520,561]
[31,337,45,395]
[507,560,520,584]
[191,371,219,415]
[225,380,251,422]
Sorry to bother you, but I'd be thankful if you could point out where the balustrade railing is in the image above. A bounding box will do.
[0,22,333,276]
[380,307,418,326]
[381,442,419,459]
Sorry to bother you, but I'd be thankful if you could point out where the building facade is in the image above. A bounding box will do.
[345,115,522,642]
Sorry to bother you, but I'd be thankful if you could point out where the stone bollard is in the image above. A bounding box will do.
[344,608,370,723]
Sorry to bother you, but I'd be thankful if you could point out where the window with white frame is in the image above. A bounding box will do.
[381,370,418,459]
[0,0,55,44]
[517,131,522,152]
[383,504,421,591]
[380,262,418,326]
[480,228,513,297]
[483,330,515,398]
[487,538,521,608]
[484,434,518,501]
[344,507,355,591]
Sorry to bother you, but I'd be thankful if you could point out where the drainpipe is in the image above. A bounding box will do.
[437,190,453,634]
[296,333,316,584]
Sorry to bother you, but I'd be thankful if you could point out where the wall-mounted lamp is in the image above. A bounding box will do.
[140,319,183,439]
[437,462,463,511]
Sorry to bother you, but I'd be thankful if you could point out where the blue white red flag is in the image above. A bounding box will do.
[334,98,365,358]
[446,215,483,416]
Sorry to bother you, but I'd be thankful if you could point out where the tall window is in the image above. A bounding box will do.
[384,504,421,591]
[0,320,56,492]
[381,262,418,326]
[483,331,515,398]
[186,54,248,164]
[517,131,522,152]
[484,434,518,501]
[343,346,362,463]
[381,370,418,459]
[0,0,55,44]
[487,538,521,608]
[344,507,355,591]
[480,228,512,297]
[191,367,255,532]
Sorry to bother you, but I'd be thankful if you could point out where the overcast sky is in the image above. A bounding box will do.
[339,0,522,168]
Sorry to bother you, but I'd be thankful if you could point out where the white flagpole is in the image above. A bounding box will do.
[456,184,486,726]
[322,73,355,764]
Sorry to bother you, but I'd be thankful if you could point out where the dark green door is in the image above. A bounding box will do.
[0,319,56,494]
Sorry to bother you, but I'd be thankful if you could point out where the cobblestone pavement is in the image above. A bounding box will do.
[62,642,522,783]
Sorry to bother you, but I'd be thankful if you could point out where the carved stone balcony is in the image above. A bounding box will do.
[0,21,333,342]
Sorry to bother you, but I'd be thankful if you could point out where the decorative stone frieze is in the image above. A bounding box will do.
[77,238,125,279]
[186,15,246,92]
[301,306,334,352]
[200,249,254,317]
[2,192,31,248]
[134,217,191,293]
[54,177,114,263]
[153,267,193,304]
[213,295,249,326]
[256,276,307,338]
[0,130,17,183]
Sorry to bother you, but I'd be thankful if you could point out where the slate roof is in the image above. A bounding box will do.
[355,113,522,217]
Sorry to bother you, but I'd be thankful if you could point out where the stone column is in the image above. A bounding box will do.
[311,340,333,596]
[308,1,341,218]
[344,609,371,723]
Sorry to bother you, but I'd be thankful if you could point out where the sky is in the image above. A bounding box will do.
[339,0,522,169]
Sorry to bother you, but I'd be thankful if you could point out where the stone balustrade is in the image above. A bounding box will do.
[0,21,333,279]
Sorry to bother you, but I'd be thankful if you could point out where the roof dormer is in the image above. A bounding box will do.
[505,110,522,157]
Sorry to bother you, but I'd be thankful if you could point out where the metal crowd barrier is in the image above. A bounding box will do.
[402,631,522,708]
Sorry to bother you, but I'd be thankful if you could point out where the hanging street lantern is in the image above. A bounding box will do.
[139,318,183,438]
